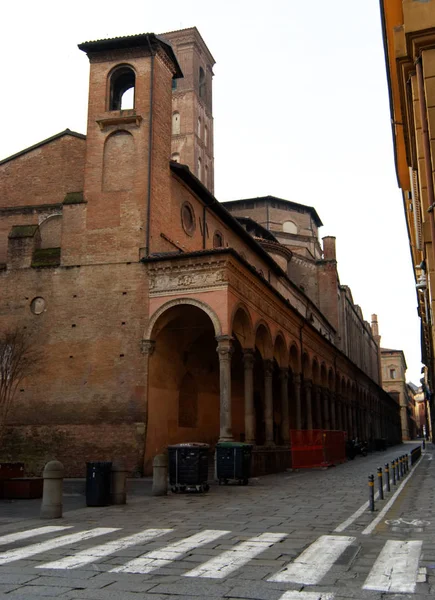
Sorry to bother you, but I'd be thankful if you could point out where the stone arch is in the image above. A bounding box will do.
[320,363,327,387]
[273,332,288,367]
[231,303,254,348]
[254,320,273,359]
[302,352,312,380]
[145,297,222,340]
[289,342,301,374]
[312,358,320,385]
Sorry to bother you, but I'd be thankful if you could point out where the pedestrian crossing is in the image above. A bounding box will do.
[0,525,425,595]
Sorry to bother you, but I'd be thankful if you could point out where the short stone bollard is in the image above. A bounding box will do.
[111,461,127,505]
[40,460,64,519]
[152,454,168,496]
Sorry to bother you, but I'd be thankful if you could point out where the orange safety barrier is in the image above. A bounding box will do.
[290,429,346,468]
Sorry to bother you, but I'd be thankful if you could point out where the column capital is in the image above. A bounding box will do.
[263,358,274,377]
[216,335,234,359]
[141,339,156,355]
[304,378,313,390]
[279,367,289,381]
[242,348,256,369]
[293,373,302,384]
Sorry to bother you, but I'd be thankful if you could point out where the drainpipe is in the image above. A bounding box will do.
[145,37,156,258]
[416,57,435,268]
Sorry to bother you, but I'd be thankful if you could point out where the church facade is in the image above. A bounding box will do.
[0,29,400,476]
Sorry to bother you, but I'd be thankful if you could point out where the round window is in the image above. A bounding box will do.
[181,202,196,235]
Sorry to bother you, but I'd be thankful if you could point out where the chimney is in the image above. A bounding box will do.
[322,236,336,261]
[371,314,381,344]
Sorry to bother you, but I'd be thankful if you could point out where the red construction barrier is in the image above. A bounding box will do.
[290,430,346,468]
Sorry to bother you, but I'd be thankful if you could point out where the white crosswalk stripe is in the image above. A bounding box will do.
[278,593,334,600]
[0,528,119,565]
[0,526,72,546]
[37,528,173,570]
[111,529,229,574]
[363,540,423,593]
[0,523,425,596]
[184,532,287,579]
[268,535,356,585]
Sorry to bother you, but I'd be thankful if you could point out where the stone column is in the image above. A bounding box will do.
[216,335,234,442]
[315,385,322,430]
[280,368,290,445]
[323,389,330,430]
[294,374,302,430]
[264,359,275,445]
[330,391,336,430]
[342,400,347,433]
[336,395,342,430]
[348,403,353,438]
[305,379,313,430]
[243,349,256,444]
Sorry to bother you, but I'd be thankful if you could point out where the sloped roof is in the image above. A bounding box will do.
[222,196,323,227]
[0,129,85,166]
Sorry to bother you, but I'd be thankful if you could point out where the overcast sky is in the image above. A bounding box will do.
[0,0,422,383]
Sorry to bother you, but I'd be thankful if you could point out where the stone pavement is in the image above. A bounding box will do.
[0,441,433,599]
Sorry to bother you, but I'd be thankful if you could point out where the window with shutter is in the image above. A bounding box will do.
[410,168,423,251]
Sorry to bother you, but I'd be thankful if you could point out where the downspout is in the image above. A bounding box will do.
[145,37,156,257]
[416,57,435,268]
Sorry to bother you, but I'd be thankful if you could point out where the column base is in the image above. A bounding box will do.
[218,436,234,443]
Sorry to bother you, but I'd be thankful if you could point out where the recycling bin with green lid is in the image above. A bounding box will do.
[216,442,252,485]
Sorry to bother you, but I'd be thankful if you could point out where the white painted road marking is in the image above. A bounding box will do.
[37,528,173,570]
[0,526,72,546]
[278,592,334,600]
[0,528,118,565]
[268,535,356,584]
[361,464,419,535]
[111,529,229,574]
[363,540,422,593]
[184,532,287,579]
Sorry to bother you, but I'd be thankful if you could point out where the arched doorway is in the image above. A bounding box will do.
[144,302,221,473]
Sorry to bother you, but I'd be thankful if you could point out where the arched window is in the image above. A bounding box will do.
[283,220,298,234]
[204,125,208,147]
[199,66,206,99]
[172,112,180,135]
[109,66,135,111]
[197,116,201,138]
[178,372,198,427]
[171,152,180,163]
[213,231,224,248]
[197,156,202,181]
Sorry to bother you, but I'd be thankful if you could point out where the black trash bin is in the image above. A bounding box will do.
[86,461,112,506]
[168,443,209,493]
[216,442,252,485]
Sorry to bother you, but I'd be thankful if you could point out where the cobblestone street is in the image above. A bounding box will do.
[0,442,433,599]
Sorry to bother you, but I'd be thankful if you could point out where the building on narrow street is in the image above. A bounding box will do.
[380,0,435,438]
[0,29,401,475]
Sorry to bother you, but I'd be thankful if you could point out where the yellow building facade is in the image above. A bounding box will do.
[380,0,435,438]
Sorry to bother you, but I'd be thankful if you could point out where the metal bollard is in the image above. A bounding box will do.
[152,454,168,496]
[385,463,390,492]
[398,456,402,478]
[423,439,426,450]
[405,454,408,473]
[377,467,384,500]
[396,457,401,481]
[40,460,64,519]
[368,475,375,511]
[392,459,396,485]
[111,460,127,505]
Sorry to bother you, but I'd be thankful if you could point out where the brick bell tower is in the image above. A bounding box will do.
[62,34,182,266]
[161,27,215,194]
